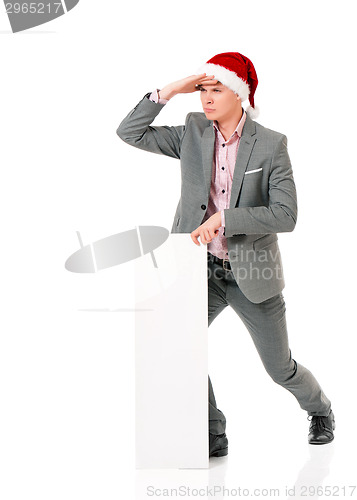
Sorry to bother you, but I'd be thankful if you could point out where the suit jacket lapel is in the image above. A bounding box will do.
[201,124,215,199]
[229,115,257,209]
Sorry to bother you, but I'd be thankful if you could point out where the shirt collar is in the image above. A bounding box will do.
[213,109,247,141]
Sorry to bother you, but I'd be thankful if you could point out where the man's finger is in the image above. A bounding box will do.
[198,79,219,86]
[199,76,217,81]
[202,229,211,244]
[200,74,215,79]
[198,229,205,244]
[190,230,200,246]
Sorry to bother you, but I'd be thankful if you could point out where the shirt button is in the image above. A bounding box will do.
[222,144,225,147]
[222,166,225,170]
[222,189,225,194]
[201,204,206,210]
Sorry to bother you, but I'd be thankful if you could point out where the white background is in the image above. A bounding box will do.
[1,1,356,498]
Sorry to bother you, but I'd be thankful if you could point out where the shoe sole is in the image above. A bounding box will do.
[210,447,228,457]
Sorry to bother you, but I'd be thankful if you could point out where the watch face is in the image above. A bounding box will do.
[4,0,80,33]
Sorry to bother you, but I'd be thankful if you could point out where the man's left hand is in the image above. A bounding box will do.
[191,212,222,246]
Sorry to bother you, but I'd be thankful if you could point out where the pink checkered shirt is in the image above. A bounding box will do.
[149,90,247,259]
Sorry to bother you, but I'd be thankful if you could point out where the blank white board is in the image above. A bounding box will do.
[135,234,208,469]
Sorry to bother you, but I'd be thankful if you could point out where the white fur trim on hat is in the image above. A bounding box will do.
[196,63,250,102]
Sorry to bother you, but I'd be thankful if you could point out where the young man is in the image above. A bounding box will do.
[116,52,335,457]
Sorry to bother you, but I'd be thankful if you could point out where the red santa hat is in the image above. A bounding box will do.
[197,52,259,119]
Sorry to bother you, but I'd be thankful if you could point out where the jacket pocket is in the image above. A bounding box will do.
[244,167,263,175]
[253,233,278,251]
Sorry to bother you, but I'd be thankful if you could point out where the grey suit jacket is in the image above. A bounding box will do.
[117,94,298,303]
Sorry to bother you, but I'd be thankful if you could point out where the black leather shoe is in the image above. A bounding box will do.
[308,410,335,444]
[209,433,228,457]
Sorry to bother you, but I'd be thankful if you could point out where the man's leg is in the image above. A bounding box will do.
[225,275,332,416]
[207,259,229,436]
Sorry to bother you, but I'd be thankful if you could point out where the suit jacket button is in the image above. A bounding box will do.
[201,204,206,210]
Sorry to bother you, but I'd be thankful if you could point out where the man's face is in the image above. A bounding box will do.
[199,82,242,123]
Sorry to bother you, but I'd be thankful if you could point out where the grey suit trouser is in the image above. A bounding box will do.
[207,256,332,436]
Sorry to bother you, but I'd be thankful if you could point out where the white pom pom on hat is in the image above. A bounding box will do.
[246,105,260,119]
[196,52,259,119]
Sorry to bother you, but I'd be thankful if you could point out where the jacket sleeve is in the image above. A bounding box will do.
[224,135,298,236]
[116,93,186,159]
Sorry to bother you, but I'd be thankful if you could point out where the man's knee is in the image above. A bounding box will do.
[266,359,298,385]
